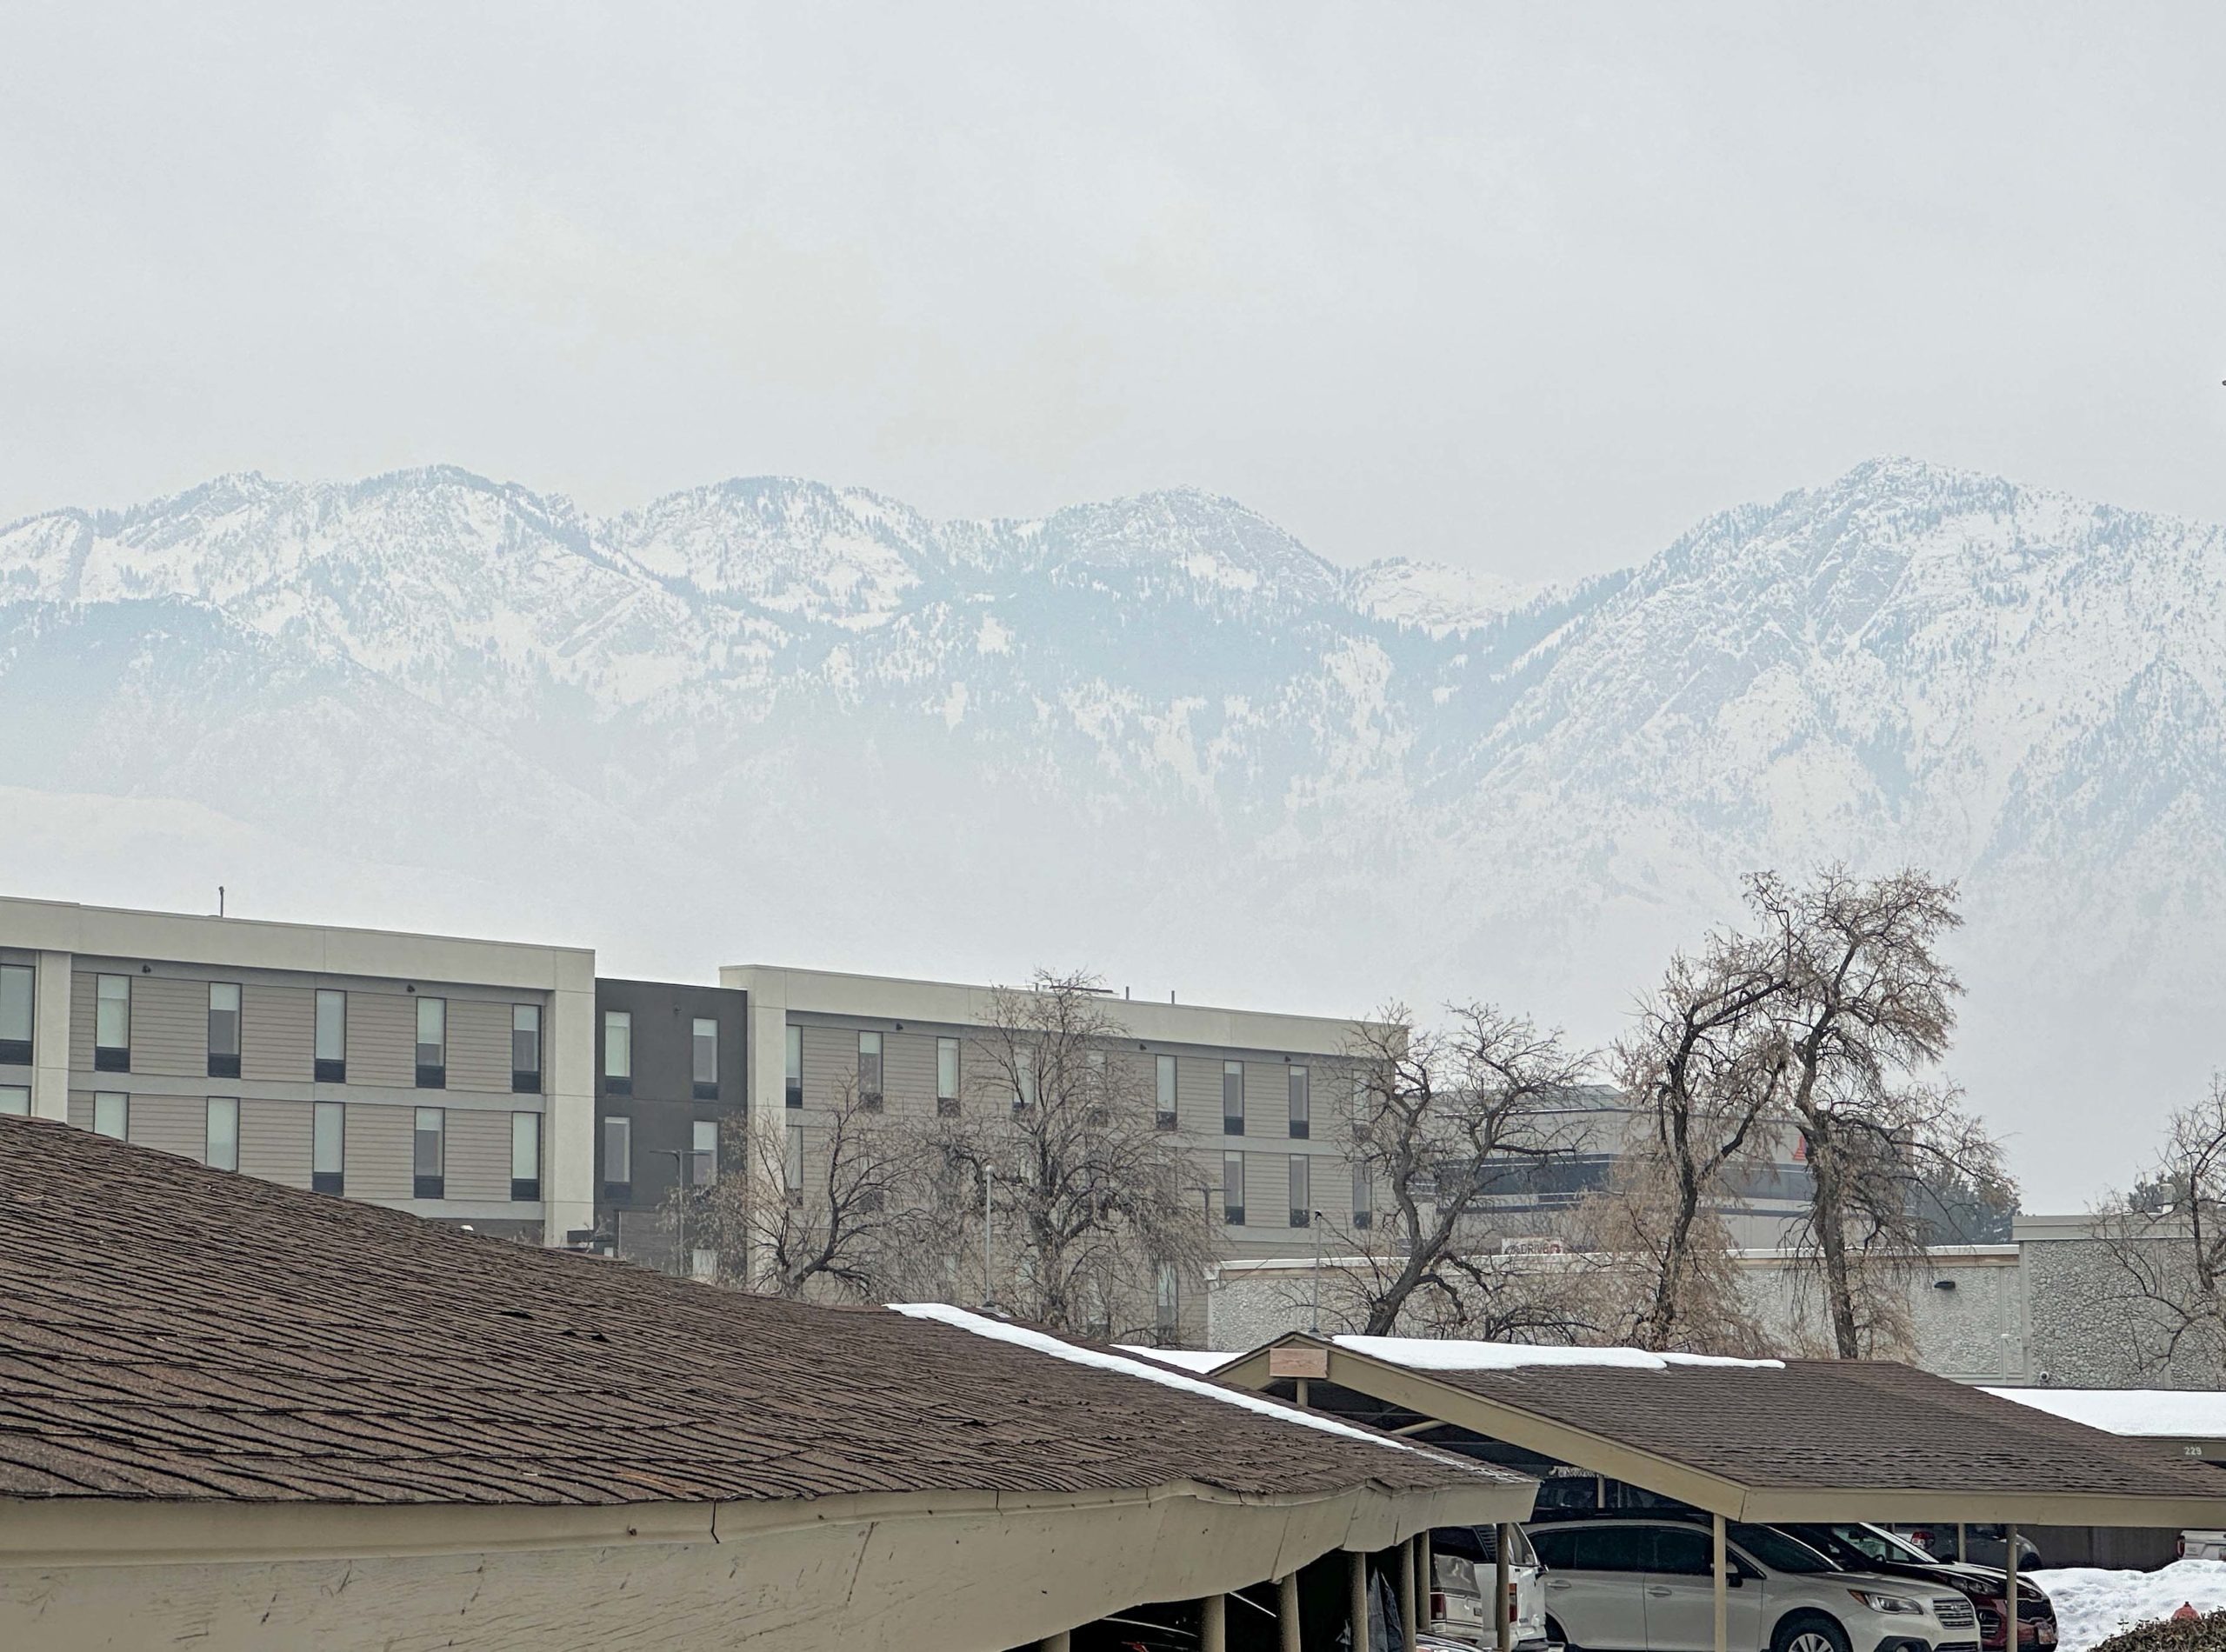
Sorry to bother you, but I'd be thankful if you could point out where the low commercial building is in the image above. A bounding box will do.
[0,894,596,1241]
[0,1115,1531,1650]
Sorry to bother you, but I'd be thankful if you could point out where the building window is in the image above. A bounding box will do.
[205,1097,239,1171]
[314,989,346,1084]
[783,1122,805,1204]
[1352,1164,1373,1231]
[412,1107,445,1198]
[603,1114,631,1192]
[415,997,446,1089]
[206,983,241,1080]
[510,1111,541,1202]
[936,1037,961,1116]
[690,1248,718,1281]
[0,1087,30,1117]
[1222,1060,1244,1136]
[93,1091,128,1140]
[603,1009,632,1096]
[856,1031,883,1111]
[1288,1064,1310,1139]
[0,963,32,1065]
[1289,1155,1311,1227]
[784,1024,803,1109]
[1221,1151,1245,1225]
[1155,1054,1177,1130]
[94,976,130,1072]
[1156,1262,1180,1338]
[312,1101,344,1194]
[689,1117,718,1186]
[1013,1059,1036,1115]
[511,1004,542,1093]
[691,1016,718,1100]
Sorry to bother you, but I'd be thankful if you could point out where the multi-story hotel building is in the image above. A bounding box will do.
[0,896,598,1242]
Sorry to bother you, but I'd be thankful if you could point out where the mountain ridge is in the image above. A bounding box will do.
[3,456,2221,1205]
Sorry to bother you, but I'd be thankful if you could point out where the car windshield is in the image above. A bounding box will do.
[1730,1524,1838,1575]
[1831,1525,1936,1565]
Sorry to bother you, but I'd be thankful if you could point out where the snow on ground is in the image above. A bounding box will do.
[1984,1389,2226,1438]
[1335,1335,1783,1372]
[889,1304,1423,1453]
[2032,1561,2226,1651]
[1113,1345,1236,1374]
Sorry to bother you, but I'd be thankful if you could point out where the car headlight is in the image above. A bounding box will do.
[1848,1590,1925,1615]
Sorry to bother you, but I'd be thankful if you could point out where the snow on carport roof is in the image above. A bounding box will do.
[1984,1388,2226,1439]
[1332,1335,1782,1372]
[1216,1335,2226,1527]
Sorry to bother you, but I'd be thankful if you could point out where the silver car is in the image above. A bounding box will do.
[1526,1517,1978,1652]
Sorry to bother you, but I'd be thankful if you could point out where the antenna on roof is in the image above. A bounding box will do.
[217,886,225,918]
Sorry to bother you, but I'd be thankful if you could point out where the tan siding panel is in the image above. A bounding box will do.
[347,993,416,1089]
[800,1025,856,1109]
[446,1000,512,1094]
[240,1097,312,1189]
[69,974,96,1071]
[343,1102,413,1200]
[1177,1054,1223,1136]
[445,1108,512,1202]
[242,985,314,1083]
[128,1093,206,1161]
[130,976,206,1078]
[67,1089,92,1130]
[882,1032,936,1118]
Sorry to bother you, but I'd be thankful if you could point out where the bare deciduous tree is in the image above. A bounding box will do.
[666,1083,934,1301]
[1750,868,2006,1360]
[1603,937,1796,1353]
[1322,1002,1596,1337]
[2087,1075,2226,1380]
[934,970,1217,1340]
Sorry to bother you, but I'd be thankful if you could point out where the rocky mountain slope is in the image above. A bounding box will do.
[3,457,2220,1203]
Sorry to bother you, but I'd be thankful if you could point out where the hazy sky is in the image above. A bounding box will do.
[6,3,2224,579]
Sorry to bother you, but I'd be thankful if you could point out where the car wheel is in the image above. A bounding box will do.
[1772,1613,1853,1652]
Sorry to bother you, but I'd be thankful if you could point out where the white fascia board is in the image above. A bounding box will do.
[718,964,1377,1056]
[0,896,594,994]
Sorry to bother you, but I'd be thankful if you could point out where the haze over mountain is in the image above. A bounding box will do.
[4,457,2221,1209]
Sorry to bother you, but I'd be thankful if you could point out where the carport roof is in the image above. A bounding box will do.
[0,1116,1527,1518]
[1218,1334,2226,1527]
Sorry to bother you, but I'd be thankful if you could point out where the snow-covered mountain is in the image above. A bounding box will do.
[3,457,2221,1205]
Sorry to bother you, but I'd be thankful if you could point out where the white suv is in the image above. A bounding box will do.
[1527,1517,1979,1652]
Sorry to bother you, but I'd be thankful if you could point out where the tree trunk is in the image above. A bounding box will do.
[1804,1123,1862,1358]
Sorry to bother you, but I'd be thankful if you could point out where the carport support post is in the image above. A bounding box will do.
[1281,1569,1303,1652]
[1712,1512,1729,1652]
[1041,1635,1071,1652]
[1350,1551,1370,1652]
[1203,1593,1227,1652]
[1399,1536,1419,1649]
[1496,1522,1515,1652]
[2005,1522,2021,1651]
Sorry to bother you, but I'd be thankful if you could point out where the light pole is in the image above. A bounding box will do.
[1310,1209,1325,1333]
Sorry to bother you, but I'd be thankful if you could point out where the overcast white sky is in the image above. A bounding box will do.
[5,3,2224,578]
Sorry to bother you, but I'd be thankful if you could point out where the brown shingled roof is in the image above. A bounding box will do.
[1221,1336,2226,1523]
[0,1116,1522,1509]
[1413,1359,2226,1500]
